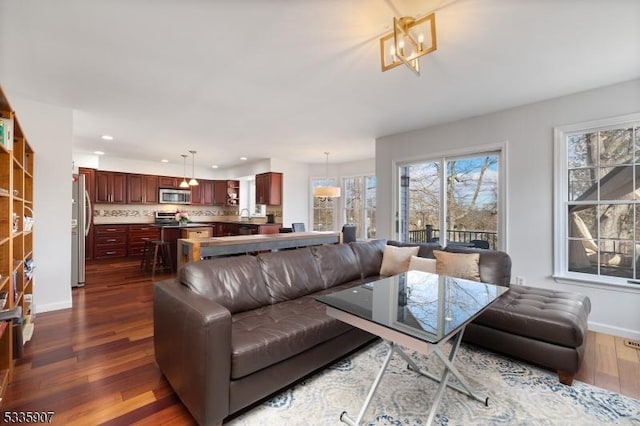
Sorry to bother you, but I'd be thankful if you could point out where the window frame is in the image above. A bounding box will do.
[310,177,340,232]
[393,142,507,251]
[342,174,376,240]
[553,113,640,289]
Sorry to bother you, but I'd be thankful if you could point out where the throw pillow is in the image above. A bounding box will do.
[433,250,481,281]
[380,245,419,276]
[408,255,437,273]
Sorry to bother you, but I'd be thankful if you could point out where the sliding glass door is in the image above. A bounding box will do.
[399,151,501,249]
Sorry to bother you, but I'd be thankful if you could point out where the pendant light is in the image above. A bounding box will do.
[179,154,189,188]
[188,150,199,186]
[313,152,341,198]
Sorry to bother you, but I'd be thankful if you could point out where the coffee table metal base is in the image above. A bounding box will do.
[339,329,488,426]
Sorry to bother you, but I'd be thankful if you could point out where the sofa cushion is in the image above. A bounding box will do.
[310,244,361,288]
[409,255,437,273]
[473,285,591,347]
[445,246,512,286]
[230,296,352,379]
[380,245,419,276]
[257,247,325,303]
[180,255,271,314]
[350,239,387,278]
[433,250,481,281]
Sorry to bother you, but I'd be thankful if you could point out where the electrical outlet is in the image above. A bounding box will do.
[515,276,526,285]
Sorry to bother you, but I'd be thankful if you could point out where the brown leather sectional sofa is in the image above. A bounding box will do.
[154,239,589,425]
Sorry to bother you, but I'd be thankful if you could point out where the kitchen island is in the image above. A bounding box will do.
[177,231,340,269]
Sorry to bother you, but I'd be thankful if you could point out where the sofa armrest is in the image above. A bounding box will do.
[154,279,232,426]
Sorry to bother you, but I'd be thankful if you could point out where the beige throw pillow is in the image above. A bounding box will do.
[433,250,481,282]
[408,255,437,273]
[380,245,420,276]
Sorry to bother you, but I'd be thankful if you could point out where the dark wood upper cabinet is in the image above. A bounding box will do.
[255,172,282,206]
[96,171,127,204]
[213,180,227,205]
[202,180,214,205]
[190,181,203,205]
[144,175,158,204]
[158,176,178,189]
[127,174,158,204]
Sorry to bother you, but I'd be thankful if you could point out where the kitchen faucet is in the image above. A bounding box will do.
[239,208,250,221]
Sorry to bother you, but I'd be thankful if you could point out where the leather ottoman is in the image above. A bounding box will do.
[464,285,591,385]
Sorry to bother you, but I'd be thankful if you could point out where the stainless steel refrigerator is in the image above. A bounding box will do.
[71,174,91,287]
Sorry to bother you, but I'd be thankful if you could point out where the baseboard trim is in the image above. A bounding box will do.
[35,300,72,314]
[588,320,640,340]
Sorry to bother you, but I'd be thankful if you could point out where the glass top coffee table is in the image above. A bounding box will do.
[316,270,509,425]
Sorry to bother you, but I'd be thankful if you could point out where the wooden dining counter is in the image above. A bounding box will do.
[177,231,341,269]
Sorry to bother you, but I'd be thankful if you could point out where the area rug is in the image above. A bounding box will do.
[229,341,640,425]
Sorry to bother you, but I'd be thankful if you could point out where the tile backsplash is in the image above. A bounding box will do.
[93,204,283,224]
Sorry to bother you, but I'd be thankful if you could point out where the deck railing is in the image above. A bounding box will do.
[408,226,498,250]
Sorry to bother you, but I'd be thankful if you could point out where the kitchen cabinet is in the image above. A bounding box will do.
[95,171,127,204]
[181,226,213,239]
[258,224,281,234]
[158,176,179,189]
[226,180,240,206]
[213,180,227,205]
[128,225,160,257]
[94,225,128,259]
[255,172,282,206]
[127,174,158,204]
[218,222,240,236]
[191,180,214,205]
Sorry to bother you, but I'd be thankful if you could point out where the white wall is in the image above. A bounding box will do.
[376,78,640,340]
[270,158,310,227]
[10,96,74,313]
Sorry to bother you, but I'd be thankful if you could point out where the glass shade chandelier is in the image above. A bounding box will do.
[179,154,189,188]
[380,12,437,75]
[313,152,341,198]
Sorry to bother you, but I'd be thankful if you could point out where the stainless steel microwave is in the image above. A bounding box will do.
[159,188,191,204]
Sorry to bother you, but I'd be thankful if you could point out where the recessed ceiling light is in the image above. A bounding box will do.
[211,165,219,169]
[161,159,169,163]
[101,135,113,140]
[240,157,248,161]
[94,151,105,155]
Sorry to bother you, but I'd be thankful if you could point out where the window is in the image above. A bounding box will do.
[554,114,640,286]
[398,150,502,250]
[343,176,376,239]
[311,178,338,231]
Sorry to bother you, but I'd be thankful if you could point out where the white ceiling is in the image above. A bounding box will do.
[1,0,639,168]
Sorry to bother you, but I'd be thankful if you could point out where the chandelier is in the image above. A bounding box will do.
[380,12,437,75]
[313,152,341,198]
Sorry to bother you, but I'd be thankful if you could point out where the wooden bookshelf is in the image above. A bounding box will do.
[0,85,35,403]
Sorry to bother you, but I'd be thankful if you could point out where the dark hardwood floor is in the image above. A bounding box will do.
[2,259,195,425]
[2,259,638,424]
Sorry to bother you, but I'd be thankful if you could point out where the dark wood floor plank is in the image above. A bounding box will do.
[0,258,635,424]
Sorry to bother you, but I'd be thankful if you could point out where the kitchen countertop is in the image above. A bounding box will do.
[155,221,281,228]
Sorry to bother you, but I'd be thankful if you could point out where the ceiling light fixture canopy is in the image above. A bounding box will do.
[380,12,437,75]
[180,154,189,188]
[188,150,199,186]
[313,152,341,198]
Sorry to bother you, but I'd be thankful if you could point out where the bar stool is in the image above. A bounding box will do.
[142,240,173,278]
[140,238,152,269]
